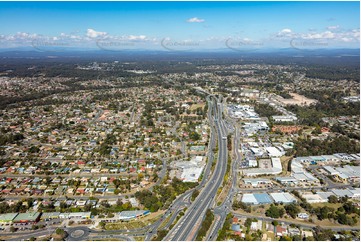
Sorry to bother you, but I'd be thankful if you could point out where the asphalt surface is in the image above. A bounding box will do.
[145,94,218,241]
[164,94,228,241]
[207,122,241,241]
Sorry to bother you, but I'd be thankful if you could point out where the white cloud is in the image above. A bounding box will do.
[280,28,292,34]
[187,17,205,23]
[276,28,293,38]
[127,35,147,41]
[327,25,339,30]
[86,28,107,38]
[301,31,335,40]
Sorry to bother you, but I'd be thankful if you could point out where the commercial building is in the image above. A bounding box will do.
[118,210,150,221]
[181,167,204,182]
[41,212,61,221]
[13,212,41,224]
[0,213,18,225]
[59,212,91,219]
[173,156,205,182]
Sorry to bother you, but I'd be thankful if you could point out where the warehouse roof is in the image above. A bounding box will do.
[270,192,297,204]
[266,147,283,157]
[301,193,326,203]
[241,193,258,204]
[323,166,339,175]
[271,158,282,170]
[275,177,299,184]
[293,172,317,182]
[348,188,360,197]
[254,193,273,204]
[335,165,360,179]
[243,178,271,184]
[242,193,273,205]
[331,189,353,198]
[316,192,334,200]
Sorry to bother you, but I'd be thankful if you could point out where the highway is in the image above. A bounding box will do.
[164,94,228,241]
[143,94,218,241]
[207,122,241,240]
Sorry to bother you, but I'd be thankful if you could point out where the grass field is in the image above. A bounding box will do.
[104,211,164,230]
[133,236,145,241]
[190,103,205,111]
[159,212,173,229]
[310,202,342,209]
[280,156,292,176]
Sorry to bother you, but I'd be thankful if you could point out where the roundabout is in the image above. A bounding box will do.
[70,229,85,239]
[66,227,90,241]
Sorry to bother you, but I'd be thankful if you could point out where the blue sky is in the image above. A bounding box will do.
[0,1,359,51]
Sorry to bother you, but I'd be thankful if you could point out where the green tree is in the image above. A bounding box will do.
[328,195,338,203]
[284,203,301,219]
[266,204,285,219]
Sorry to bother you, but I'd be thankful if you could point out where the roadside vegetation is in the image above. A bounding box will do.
[196,209,214,241]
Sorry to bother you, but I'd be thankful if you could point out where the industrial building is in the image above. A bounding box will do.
[243,178,272,187]
[270,192,297,204]
[316,192,334,201]
[242,167,282,176]
[266,147,284,157]
[302,188,360,203]
[276,157,319,185]
[301,193,327,203]
[331,189,354,198]
[241,193,273,205]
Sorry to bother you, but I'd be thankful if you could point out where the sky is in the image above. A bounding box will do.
[0,1,359,51]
